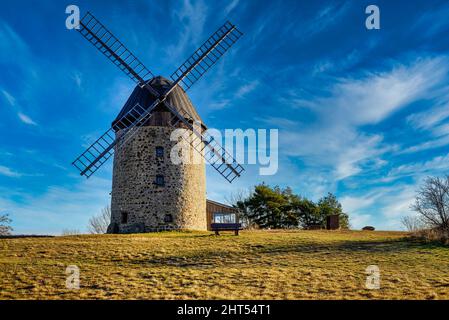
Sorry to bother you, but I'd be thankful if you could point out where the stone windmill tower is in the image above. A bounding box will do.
[70,12,245,233]
[109,77,207,233]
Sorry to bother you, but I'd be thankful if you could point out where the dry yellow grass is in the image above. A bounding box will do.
[1,230,448,300]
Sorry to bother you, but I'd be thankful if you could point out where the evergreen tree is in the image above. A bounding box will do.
[245,184,288,228]
[316,193,350,229]
[233,185,350,230]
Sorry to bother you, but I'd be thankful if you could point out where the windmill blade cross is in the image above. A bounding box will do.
[168,21,243,94]
[73,13,245,182]
[72,100,159,178]
[77,11,159,97]
[163,100,244,183]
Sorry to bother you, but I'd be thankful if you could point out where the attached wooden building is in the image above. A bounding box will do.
[206,199,239,231]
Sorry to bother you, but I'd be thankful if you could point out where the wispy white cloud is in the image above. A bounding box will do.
[407,101,449,132]
[340,183,418,230]
[282,127,391,180]
[208,100,229,111]
[0,22,43,128]
[235,80,259,98]
[299,2,350,39]
[240,55,449,230]
[1,88,39,126]
[401,134,449,154]
[380,186,417,221]
[1,89,16,106]
[338,151,449,229]
[196,78,258,111]
[432,123,449,137]
[0,20,29,64]
[166,0,208,63]
[17,112,37,126]
[403,94,449,153]
[71,71,82,88]
[224,0,240,15]
[275,57,448,181]
[340,194,377,214]
[0,176,111,235]
[349,213,373,229]
[412,3,449,38]
[386,153,449,181]
[312,49,367,75]
[322,57,447,126]
[258,116,298,128]
[0,149,13,157]
[101,78,135,114]
[0,165,22,178]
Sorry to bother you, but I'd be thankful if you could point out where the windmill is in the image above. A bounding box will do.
[71,12,245,233]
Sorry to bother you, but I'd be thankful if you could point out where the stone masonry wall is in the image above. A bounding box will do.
[109,126,207,233]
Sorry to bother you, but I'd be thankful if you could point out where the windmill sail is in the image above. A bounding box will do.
[163,100,244,183]
[72,101,159,178]
[77,12,159,96]
[73,12,245,182]
[160,20,245,182]
[169,21,243,92]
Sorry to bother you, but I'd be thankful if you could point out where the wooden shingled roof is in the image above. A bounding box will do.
[112,76,203,127]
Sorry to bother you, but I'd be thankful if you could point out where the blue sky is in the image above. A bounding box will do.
[1,0,449,234]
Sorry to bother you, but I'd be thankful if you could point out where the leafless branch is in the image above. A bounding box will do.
[0,213,12,236]
[88,206,111,234]
[411,176,449,232]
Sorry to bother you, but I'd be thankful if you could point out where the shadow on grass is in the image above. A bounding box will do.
[255,236,446,255]
[127,235,442,269]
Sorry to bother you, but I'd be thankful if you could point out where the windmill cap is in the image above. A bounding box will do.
[112,76,204,129]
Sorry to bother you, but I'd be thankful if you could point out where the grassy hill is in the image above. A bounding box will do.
[1,230,448,299]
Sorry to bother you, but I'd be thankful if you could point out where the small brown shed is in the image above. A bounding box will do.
[206,199,239,231]
[326,215,340,230]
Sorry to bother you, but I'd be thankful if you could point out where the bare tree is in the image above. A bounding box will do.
[0,213,12,236]
[400,215,425,232]
[411,176,449,232]
[225,188,251,206]
[225,188,255,229]
[88,206,111,234]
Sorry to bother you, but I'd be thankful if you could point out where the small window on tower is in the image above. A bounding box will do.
[156,146,164,158]
[164,214,173,223]
[121,211,128,224]
[155,175,165,186]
